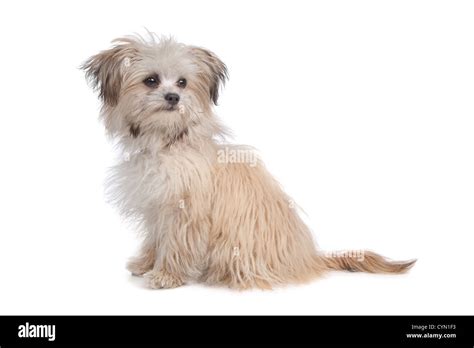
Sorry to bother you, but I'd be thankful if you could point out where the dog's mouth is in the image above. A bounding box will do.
[155,105,178,112]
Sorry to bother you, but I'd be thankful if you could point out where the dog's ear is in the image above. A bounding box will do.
[82,41,137,106]
[190,47,228,105]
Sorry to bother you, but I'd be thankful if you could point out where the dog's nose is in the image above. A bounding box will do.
[165,93,180,105]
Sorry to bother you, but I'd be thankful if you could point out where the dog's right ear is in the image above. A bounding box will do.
[81,41,137,106]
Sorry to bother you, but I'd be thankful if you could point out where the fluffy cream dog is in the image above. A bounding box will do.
[82,34,415,289]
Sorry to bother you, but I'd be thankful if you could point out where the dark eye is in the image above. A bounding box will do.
[143,74,160,88]
[177,78,187,88]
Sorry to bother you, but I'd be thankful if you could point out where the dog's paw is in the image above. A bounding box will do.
[144,270,184,289]
[126,258,153,276]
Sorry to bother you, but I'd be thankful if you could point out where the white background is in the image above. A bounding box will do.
[0,0,473,315]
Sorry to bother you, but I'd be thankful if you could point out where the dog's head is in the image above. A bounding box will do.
[82,35,227,144]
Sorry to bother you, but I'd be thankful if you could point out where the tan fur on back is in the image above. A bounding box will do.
[82,34,415,290]
[204,156,326,289]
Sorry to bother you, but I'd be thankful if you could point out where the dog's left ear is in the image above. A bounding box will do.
[82,40,138,106]
[190,47,228,105]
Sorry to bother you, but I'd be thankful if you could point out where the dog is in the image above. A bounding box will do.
[82,33,415,289]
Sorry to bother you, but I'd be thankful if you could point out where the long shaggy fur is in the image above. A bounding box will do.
[82,33,415,290]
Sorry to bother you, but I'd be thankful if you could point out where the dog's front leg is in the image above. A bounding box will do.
[126,234,156,276]
[144,232,186,289]
[145,267,185,289]
[144,203,209,289]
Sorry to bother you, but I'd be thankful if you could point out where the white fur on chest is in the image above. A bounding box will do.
[107,147,214,219]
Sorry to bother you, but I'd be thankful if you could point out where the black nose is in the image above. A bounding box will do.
[165,93,180,105]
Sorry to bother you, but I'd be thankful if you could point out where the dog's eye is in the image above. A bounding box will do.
[177,78,187,88]
[143,75,160,88]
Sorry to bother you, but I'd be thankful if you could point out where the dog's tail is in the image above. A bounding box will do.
[320,250,416,274]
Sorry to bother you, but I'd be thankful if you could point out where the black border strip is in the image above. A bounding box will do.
[0,315,472,346]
